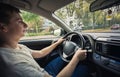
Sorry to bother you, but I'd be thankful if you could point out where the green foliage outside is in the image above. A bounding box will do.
[20,10,52,37]
[25,31,51,36]
[55,0,120,32]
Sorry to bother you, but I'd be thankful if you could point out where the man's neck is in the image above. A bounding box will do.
[0,40,19,49]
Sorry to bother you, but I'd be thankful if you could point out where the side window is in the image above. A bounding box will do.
[20,10,61,40]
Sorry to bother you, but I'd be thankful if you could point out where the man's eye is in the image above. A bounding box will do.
[18,21,24,24]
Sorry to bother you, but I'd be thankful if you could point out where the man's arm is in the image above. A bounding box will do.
[57,49,86,77]
[32,38,64,58]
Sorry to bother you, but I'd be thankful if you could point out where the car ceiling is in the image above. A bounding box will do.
[0,0,76,13]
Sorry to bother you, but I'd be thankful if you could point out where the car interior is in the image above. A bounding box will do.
[0,0,120,77]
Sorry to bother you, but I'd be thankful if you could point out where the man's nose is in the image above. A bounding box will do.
[23,22,28,28]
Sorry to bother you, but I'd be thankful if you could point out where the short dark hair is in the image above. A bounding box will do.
[0,3,20,24]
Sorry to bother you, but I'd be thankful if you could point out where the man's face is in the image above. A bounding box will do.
[6,12,28,40]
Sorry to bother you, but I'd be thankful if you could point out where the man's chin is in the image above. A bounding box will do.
[22,34,25,37]
[21,34,25,37]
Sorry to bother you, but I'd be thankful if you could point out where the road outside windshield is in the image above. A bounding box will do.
[55,0,120,32]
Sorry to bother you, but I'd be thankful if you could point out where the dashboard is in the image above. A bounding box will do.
[69,32,120,76]
[93,37,120,75]
[88,33,120,76]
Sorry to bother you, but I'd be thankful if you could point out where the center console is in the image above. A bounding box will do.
[93,37,120,75]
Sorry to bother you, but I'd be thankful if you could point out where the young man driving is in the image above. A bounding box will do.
[0,3,88,77]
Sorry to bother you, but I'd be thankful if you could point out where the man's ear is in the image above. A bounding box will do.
[0,23,8,32]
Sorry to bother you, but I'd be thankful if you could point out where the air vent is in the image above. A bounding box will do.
[110,39,120,42]
[97,37,120,43]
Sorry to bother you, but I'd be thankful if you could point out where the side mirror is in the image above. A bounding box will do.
[54,29,66,36]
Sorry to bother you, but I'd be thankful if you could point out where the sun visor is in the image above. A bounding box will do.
[0,0,31,10]
[38,0,75,12]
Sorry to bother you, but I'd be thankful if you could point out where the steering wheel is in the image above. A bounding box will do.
[58,32,86,62]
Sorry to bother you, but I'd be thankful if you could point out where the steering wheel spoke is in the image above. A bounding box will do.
[63,52,68,58]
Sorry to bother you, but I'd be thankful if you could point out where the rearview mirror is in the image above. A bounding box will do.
[90,0,120,12]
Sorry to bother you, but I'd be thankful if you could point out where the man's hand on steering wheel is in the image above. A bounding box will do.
[73,48,87,61]
[56,37,65,45]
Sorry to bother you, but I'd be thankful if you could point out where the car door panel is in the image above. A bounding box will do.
[19,39,54,50]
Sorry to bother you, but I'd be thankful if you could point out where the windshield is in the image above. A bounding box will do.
[55,0,120,32]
